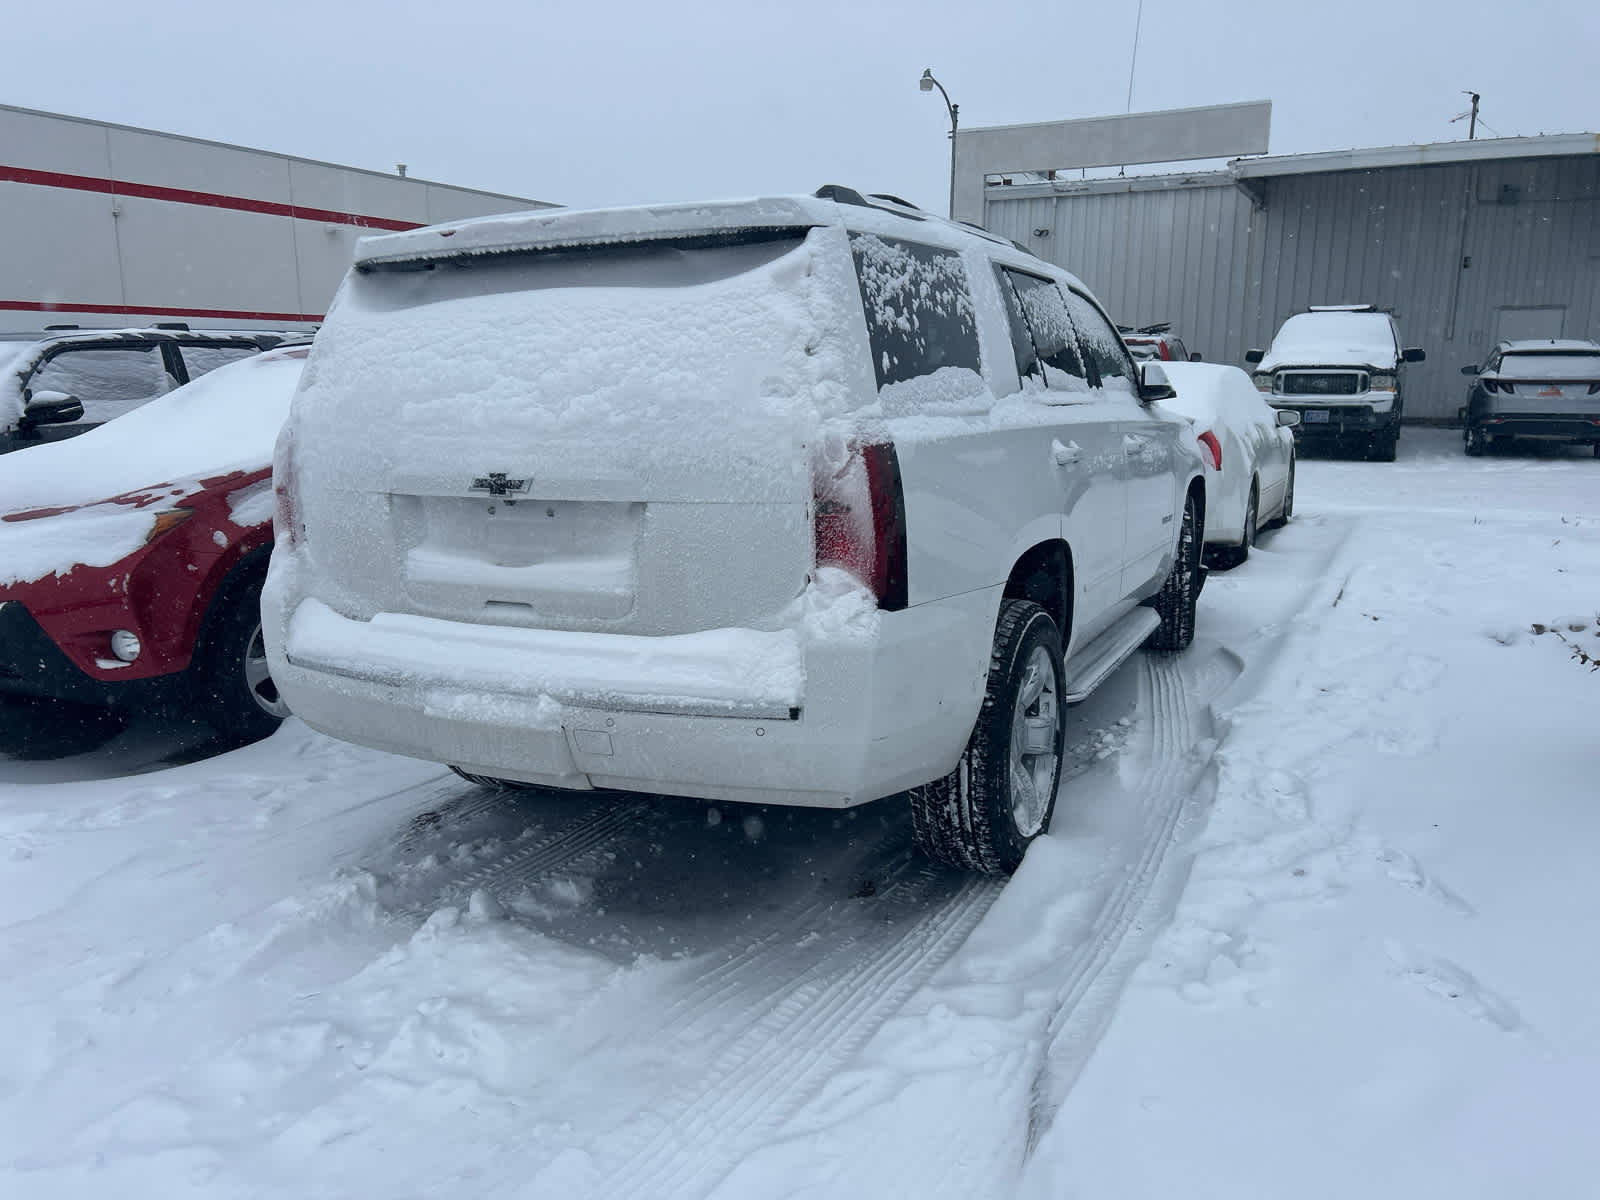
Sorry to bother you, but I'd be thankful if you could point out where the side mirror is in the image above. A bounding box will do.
[1244,349,1264,364]
[1138,361,1176,403]
[1189,351,1203,362]
[1275,409,1302,428]
[20,390,84,429]
[1459,364,1479,376]
[1403,347,1426,363]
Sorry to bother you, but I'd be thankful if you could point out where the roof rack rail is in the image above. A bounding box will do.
[43,323,80,330]
[815,184,927,222]
[153,321,191,330]
[1137,322,1172,335]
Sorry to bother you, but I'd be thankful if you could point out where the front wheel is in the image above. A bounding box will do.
[191,574,290,744]
[1368,429,1399,462]
[909,599,1066,875]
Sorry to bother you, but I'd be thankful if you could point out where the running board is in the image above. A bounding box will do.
[1062,607,1161,703]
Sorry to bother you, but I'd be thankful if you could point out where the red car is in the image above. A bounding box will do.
[0,345,308,742]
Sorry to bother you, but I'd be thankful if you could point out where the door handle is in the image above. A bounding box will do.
[1052,438,1082,466]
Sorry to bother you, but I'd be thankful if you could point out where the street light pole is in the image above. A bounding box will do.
[919,68,959,219]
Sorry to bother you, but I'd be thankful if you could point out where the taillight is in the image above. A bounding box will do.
[272,426,302,547]
[1196,430,1223,471]
[812,440,908,610]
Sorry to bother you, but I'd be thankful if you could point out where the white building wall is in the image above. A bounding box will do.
[0,103,553,332]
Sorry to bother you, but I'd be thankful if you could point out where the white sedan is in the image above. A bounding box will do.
[1159,362,1299,567]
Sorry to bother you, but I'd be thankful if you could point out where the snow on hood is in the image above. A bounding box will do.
[0,347,306,518]
[1258,312,1398,371]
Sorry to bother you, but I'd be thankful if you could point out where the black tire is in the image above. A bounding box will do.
[448,765,536,789]
[1464,425,1487,457]
[190,569,290,743]
[909,599,1066,875]
[1369,429,1399,462]
[1146,490,1201,652]
[1273,457,1295,526]
[1592,442,1599,459]
[1214,481,1258,568]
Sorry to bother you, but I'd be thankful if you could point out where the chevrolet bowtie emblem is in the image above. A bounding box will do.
[470,472,530,497]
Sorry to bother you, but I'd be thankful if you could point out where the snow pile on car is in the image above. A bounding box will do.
[1258,311,1397,371]
[0,348,306,518]
[1158,362,1266,443]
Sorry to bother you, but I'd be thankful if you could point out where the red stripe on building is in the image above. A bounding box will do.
[0,299,324,325]
[0,164,424,232]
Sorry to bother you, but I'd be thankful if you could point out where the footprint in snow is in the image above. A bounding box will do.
[1375,847,1475,917]
[1384,940,1522,1033]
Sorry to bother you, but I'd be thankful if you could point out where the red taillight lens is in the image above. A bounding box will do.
[1196,430,1223,471]
[271,427,301,547]
[812,440,908,610]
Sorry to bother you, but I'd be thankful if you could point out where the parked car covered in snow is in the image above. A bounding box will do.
[1245,305,1425,461]
[264,186,1208,875]
[1158,362,1298,568]
[0,326,293,456]
[0,344,308,742]
[1459,339,1600,457]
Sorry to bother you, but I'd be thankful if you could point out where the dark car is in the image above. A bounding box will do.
[1459,339,1600,457]
[0,326,295,455]
[1119,322,1198,363]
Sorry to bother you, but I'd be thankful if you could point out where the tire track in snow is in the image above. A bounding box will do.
[1023,650,1232,1150]
[593,860,1001,1200]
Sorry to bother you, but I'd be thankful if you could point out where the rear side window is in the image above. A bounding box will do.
[1000,269,1089,393]
[179,344,259,380]
[1063,290,1137,387]
[849,233,980,389]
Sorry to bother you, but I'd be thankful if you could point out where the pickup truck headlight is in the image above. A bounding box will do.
[1251,372,1275,393]
[1368,371,1397,392]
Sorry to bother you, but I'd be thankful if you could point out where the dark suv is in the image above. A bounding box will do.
[1460,340,1600,457]
[0,326,294,455]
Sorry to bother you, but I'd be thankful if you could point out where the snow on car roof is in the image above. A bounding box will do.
[354,195,838,267]
[1259,310,1398,371]
[1153,362,1265,439]
[1499,339,1600,354]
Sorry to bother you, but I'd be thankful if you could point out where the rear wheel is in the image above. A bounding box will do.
[1146,491,1201,651]
[1464,425,1487,456]
[191,571,290,744]
[909,599,1066,875]
[1214,482,1257,568]
[1272,457,1295,526]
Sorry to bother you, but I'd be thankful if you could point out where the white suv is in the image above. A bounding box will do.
[263,187,1206,874]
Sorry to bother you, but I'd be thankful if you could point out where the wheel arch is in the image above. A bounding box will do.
[1002,540,1073,647]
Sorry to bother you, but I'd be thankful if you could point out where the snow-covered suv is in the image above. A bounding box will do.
[263,187,1207,874]
[1245,305,1426,461]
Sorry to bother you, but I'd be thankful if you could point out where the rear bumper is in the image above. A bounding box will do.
[1467,413,1600,440]
[263,585,1000,809]
[0,600,185,709]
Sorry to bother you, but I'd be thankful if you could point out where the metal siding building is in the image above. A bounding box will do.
[983,136,1600,422]
[1,103,555,332]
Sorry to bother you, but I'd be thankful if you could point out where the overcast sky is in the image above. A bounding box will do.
[6,0,1596,212]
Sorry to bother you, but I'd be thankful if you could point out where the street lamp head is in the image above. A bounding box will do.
[919,69,935,92]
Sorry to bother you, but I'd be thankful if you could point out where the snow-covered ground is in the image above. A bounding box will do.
[2,428,1596,1199]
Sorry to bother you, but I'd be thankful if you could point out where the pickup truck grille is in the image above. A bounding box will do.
[1279,370,1367,397]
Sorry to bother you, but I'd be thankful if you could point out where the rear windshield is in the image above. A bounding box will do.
[1497,352,1600,379]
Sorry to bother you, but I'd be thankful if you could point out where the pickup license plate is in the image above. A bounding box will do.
[1304,409,1330,423]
